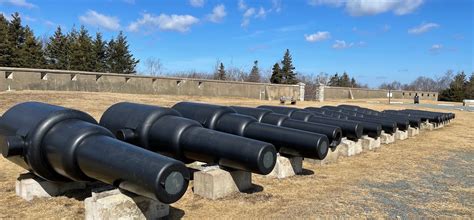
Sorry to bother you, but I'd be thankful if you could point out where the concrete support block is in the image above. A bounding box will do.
[338,138,361,157]
[266,154,303,179]
[395,129,408,140]
[434,123,444,129]
[360,135,381,151]
[85,188,169,220]
[407,126,419,137]
[380,132,395,144]
[193,166,252,200]
[421,121,434,131]
[15,173,86,201]
[305,148,340,165]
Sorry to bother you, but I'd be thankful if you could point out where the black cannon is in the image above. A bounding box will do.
[321,106,406,132]
[0,102,189,204]
[100,102,277,175]
[337,105,421,128]
[257,105,365,140]
[229,106,343,148]
[172,102,329,160]
[304,107,383,137]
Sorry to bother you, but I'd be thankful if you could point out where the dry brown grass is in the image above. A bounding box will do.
[0,91,472,219]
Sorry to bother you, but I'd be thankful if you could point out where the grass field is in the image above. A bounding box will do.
[0,91,472,219]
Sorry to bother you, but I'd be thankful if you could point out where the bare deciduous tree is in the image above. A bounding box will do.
[145,57,163,76]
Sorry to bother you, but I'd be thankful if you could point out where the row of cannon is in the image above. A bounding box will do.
[0,102,454,204]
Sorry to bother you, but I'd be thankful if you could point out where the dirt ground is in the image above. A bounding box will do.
[0,91,472,219]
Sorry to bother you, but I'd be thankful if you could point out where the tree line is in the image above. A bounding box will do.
[379,71,474,102]
[0,12,138,73]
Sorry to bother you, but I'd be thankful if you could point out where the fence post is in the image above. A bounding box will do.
[318,84,325,102]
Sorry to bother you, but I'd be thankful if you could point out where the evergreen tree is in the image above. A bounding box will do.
[70,26,94,71]
[45,26,70,69]
[328,73,339,86]
[350,77,357,88]
[340,72,351,87]
[8,12,26,67]
[247,60,261,82]
[0,14,12,66]
[439,71,467,102]
[281,49,297,84]
[23,26,45,68]
[468,73,474,99]
[270,62,282,84]
[93,32,108,72]
[214,62,226,80]
[106,31,138,73]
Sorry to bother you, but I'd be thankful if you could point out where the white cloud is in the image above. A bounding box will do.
[190,0,205,7]
[79,10,120,31]
[207,4,226,23]
[408,22,439,34]
[430,44,443,53]
[332,40,365,49]
[308,0,424,16]
[239,0,274,27]
[305,31,331,42]
[128,13,199,33]
[238,0,248,10]
[0,0,36,9]
[241,7,255,27]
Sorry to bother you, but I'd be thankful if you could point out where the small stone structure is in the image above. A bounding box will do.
[360,135,381,151]
[266,154,303,179]
[337,138,362,157]
[85,188,169,220]
[192,165,252,200]
[394,129,408,140]
[380,131,395,144]
[15,172,86,201]
[407,126,419,137]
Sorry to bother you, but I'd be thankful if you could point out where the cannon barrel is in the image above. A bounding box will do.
[337,105,421,128]
[230,106,342,148]
[322,106,408,131]
[305,107,382,138]
[400,109,453,122]
[257,105,364,140]
[0,102,189,204]
[383,110,442,123]
[321,106,400,132]
[100,102,277,175]
[172,102,329,160]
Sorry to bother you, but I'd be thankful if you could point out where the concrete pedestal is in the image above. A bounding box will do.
[380,132,395,144]
[394,130,408,140]
[360,136,381,151]
[434,123,444,129]
[421,121,434,131]
[85,188,169,220]
[266,154,303,179]
[306,148,340,165]
[15,173,86,201]
[407,126,419,137]
[193,165,252,200]
[338,138,362,157]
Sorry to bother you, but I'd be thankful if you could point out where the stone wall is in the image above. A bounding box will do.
[306,85,438,101]
[0,67,302,101]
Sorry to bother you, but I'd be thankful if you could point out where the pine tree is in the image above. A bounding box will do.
[468,73,474,99]
[214,62,226,80]
[106,31,138,73]
[8,12,26,67]
[340,72,350,87]
[281,49,297,84]
[270,62,282,84]
[247,60,261,82]
[350,77,357,88]
[23,26,45,68]
[70,26,94,71]
[93,32,108,72]
[328,73,339,86]
[45,26,69,69]
[0,14,12,66]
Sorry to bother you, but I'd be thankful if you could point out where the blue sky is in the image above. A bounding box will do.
[0,0,472,87]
